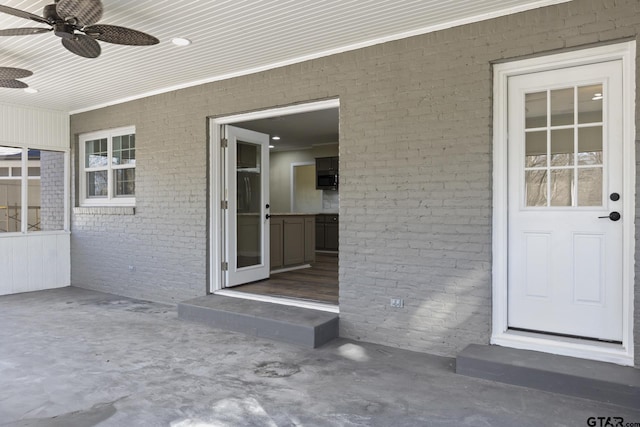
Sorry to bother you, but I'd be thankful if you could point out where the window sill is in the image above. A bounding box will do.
[73,206,135,216]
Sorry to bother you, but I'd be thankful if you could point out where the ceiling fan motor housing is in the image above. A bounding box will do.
[53,22,75,39]
[43,4,59,22]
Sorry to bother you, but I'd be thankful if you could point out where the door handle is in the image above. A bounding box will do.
[265,214,271,220]
[598,212,621,221]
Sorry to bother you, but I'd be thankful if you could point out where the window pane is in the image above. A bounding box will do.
[526,170,547,207]
[112,134,136,166]
[578,126,603,166]
[525,131,547,167]
[0,147,22,232]
[550,87,574,126]
[12,167,21,177]
[578,168,603,207]
[114,169,135,197]
[87,171,108,197]
[525,91,547,129]
[85,138,108,168]
[0,168,8,177]
[578,84,603,124]
[550,129,574,166]
[33,150,65,232]
[550,169,573,207]
[28,167,40,177]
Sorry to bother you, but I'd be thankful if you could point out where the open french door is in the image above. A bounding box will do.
[223,125,271,287]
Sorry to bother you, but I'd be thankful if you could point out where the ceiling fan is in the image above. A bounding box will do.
[0,0,159,58]
[0,66,32,88]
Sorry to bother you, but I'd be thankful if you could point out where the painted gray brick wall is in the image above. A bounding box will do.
[70,0,640,364]
[39,151,65,231]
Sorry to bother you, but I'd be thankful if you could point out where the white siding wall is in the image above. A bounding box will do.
[0,103,69,150]
[0,103,70,295]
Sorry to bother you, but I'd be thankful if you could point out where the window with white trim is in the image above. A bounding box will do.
[79,126,136,206]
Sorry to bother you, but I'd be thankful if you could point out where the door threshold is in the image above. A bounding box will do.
[491,329,633,366]
[215,289,339,313]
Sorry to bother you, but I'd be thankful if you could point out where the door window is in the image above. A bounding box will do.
[524,84,604,207]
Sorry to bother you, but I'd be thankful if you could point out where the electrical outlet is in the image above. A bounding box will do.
[390,298,404,308]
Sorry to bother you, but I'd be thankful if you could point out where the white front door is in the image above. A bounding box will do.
[224,125,270,287]
[507,60,624,341]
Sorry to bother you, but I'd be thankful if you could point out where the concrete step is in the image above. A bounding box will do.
[456,344,640,409]
[178,295,339,348]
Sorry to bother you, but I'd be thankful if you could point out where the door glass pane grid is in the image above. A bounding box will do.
[524,84,605,208]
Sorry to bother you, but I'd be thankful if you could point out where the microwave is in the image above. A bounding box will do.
[317,172,338,190]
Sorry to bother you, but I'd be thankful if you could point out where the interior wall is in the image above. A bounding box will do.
[269,144,338,213]
[293,165,321,213]
[69,0,640,364]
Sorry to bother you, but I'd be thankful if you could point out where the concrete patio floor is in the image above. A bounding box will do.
[1,287,639,427]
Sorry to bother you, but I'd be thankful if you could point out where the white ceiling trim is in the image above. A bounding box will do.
[69,0,571,115]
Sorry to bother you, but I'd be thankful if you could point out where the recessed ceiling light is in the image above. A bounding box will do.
[272,136,280,140]
[171,37,192,46]
[24,87,38,94]
[269,145,275,149]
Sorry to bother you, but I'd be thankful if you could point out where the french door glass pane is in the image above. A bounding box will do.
[578,168,603,206]
[0,147,22,232]
[526,170,547,207]
[578,84,603,124]
[550,87,574,126]
[236,141,262,269]
[87,171,108,197]
[550,169,573,206]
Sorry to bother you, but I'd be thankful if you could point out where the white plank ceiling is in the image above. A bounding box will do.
[0,0,569,113]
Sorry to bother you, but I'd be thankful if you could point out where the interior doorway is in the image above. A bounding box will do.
[210,99,340,312]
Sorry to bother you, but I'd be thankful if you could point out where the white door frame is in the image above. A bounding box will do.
[209,98,340,312]
[491,42,636,366]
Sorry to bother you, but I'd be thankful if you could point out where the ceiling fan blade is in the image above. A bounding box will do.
[61,34,101,58]
[0,5,49,25]
[83,25,159,46]
[56,0,103,27]
[0,79,28,89]
[0,27,51,36]
[0,67,33,80]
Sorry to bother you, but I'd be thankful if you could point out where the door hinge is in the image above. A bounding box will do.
[221,138,228,148]
[221,200,228,209]
[221,262,228,271]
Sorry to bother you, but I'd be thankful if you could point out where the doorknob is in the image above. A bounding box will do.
[598,212,621,221]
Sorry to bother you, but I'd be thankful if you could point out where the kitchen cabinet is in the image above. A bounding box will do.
[270,214,316,270]
[316,214,339,251]
[316,156,338,172]
[316,156,339,190]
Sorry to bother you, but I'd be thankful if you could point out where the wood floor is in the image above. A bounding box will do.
[233,253,338,304]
